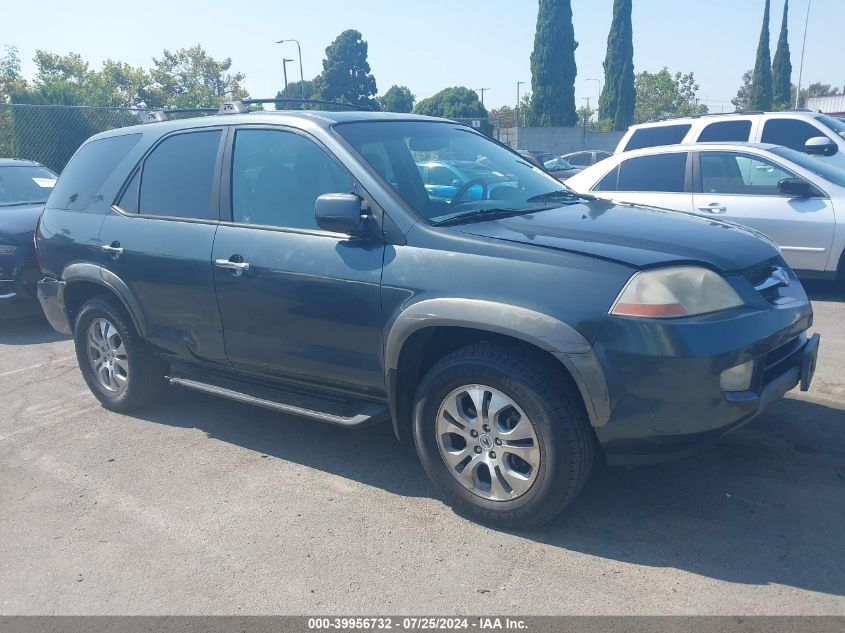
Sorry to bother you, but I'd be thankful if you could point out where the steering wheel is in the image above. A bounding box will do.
[450,179,488,206]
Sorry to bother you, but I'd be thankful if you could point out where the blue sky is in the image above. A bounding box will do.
[6,0,843,111]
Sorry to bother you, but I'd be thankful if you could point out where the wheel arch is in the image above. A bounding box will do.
[385,299,611,444]
[62,263,147,335]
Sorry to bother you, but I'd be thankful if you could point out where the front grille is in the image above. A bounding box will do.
[740,259,777,287]
[761,336,803,386]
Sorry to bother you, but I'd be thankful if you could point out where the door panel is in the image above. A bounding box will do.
[694,151,835,272]
[213,127,386,396]
[98,128,227,363]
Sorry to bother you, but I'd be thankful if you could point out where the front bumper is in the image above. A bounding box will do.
[36,277,71,334]
[593,286,817,465]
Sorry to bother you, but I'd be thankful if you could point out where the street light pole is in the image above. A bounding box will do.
[277,39,305,102]
[516,81,526,127]
[795,0,812,109]
[282,58,294,91]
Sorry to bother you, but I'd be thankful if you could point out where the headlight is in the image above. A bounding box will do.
[0,245,16,255]
[610,266,744,318]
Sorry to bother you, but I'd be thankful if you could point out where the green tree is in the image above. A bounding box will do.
[144,44,248,108]
[598,0,634,130]
[634,68,708,124]
[314,30,378,109]
[0,46,28,102]
[772,0,792,110]
[414,86,491,134]
[379,85,415,113]
[749,0,774,110]
[530,0,578,127]
[732,69,753,110]
[274,79,316,109]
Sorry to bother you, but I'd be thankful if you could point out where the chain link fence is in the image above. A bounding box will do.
[0,104,216,173]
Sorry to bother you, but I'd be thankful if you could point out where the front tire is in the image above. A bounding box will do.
[413,342,594,528]
[73,296,165,412]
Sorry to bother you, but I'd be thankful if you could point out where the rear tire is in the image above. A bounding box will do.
[413,342,594,528]
[73,296,165,412]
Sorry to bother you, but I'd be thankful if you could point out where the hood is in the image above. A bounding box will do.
[0,203,44,243]
[450,199,778,271]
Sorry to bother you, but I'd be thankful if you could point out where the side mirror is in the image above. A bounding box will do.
[778,177,814,198]
[804,136,838,157]
[315,193,367,234]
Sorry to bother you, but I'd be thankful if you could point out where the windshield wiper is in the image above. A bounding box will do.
[431,207,538,227]
[0,201,47,207]
[526,189,595,203]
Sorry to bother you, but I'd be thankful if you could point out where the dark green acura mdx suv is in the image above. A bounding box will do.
[35,104,819,527]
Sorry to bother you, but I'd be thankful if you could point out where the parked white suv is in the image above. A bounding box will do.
[615,111,845,171]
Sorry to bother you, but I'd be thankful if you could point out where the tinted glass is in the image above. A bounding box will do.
[117,169,140,213]
[697,120,752,142]
[335,121,574,224]
[231,129,353,229]
[593,166,619,191]
[770,146,845,188]
[624,124,691,151]
[139,130,221,219]
[761,118,825,151]
[49,133,141,211]
[700,152,793,195]
[566,152,592,166]
[0,165,57,207]
[617,153,688,192]
[815,114,845,135]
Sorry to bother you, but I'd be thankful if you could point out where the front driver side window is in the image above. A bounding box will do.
[700,152,793,196]
[231,129,353,229]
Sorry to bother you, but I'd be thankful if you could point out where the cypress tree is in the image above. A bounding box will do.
[598,0,635,130]
[530,0,578,127]
[772,0,792,109]
[749,0,774,110]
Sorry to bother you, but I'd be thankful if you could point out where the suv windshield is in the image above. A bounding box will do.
[816,114,845,137]
[0,165,57,207]
[770,146,845,188]
[334,121,579,225]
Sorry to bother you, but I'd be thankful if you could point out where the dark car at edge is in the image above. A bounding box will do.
[35,107,820,527]
[0,159,57,316]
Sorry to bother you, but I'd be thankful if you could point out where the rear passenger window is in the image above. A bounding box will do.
[593,166,619,191]
[624,125,691,151]
[231,129,353,230]
[567,152,591,166]
[617,153,688,192]
[761,119,826,151]
[49,133,141,211]
[697,120,752,142]
[138,130,222,219]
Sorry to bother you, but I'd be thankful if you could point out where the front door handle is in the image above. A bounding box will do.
[101,241,124,257]
[697,203,727,214]
[215,258,250,273]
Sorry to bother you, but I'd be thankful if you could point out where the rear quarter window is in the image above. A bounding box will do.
[624,124,692,152]
[47,133,142,211]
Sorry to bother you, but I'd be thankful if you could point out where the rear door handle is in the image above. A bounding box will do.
[697,204,727,214]
[101,241,124,257]
[215,258,250,272]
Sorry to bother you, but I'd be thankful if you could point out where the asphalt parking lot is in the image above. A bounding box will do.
[1,282,843,616]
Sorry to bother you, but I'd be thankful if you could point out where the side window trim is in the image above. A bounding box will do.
[112,126,227,223]
[220,123,383,236]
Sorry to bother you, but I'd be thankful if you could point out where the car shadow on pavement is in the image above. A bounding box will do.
[0,313,70,345]
[803,279,844,302]
[135,387,845,597]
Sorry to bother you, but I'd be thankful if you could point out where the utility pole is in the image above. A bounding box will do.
[476,88,490,105]
[795,0,811,109]
[282,58,294,91]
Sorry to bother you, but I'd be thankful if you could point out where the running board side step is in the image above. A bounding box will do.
[168,376,389,428]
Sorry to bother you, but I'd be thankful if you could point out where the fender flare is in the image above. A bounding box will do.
[62,263,148,336]
[384,298,611,429]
